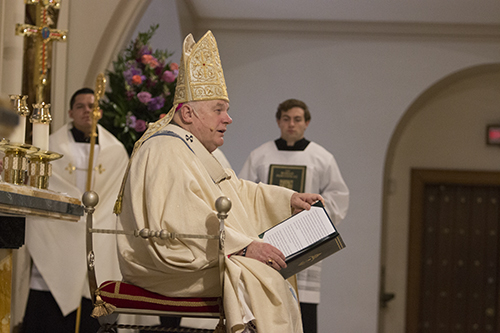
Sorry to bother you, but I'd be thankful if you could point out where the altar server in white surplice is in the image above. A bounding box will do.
[22,88,129,332]
[116,31,324,333]
[239,98,349,333]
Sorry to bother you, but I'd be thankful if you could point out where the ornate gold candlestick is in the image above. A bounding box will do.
[28,150,62,189]
[8,95,30,143]
[0,140,39,185]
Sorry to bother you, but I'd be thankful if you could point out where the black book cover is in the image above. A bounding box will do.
[259,201,346,279]
[268,164,306,193]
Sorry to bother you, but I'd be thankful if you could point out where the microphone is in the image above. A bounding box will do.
[193,108,215,132]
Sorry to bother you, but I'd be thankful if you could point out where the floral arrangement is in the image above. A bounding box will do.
[99,24,178,155]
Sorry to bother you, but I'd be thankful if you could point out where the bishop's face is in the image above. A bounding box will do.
[277,107,310,146]
[191,99,232,153]
[69,93,96,135]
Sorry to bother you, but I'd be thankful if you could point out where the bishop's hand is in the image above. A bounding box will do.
[290,192,324,215]
[244,241,287,271]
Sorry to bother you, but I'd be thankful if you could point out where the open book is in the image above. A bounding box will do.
[259,201,346,279]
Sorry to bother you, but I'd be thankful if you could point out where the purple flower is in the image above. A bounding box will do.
[137,91,152,104]
[126,113,136,128]
[135,119,147,132]
[123,64,143,85]
[147,95,165,111]
[139,45,152,56]
[162,70,177,83]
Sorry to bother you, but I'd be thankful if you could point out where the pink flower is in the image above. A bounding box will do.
[149,59,159,69]
[131,75,142,85]
[141,54,153,64]
[142,54,159,69]
[162,70,176,83]
[135,119,147,132]
[170,63,179,71]
[137,91,152,104]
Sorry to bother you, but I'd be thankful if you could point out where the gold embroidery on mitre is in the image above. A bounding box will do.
[173,30,229,105]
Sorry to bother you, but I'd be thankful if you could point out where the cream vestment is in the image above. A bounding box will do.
[117,124,303,333]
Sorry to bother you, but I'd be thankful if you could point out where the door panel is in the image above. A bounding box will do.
[406,170,500,332]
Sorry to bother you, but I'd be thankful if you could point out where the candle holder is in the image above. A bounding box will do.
[10,95,30,115]
[30,102,52,151]
[30,101,51,123]
[8,95,30,144]
[0,140,39,185]
[28,150,63,189]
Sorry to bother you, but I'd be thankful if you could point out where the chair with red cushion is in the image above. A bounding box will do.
[82,191,230,333]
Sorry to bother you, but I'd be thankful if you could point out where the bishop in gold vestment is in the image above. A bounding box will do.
[116,31,323,333]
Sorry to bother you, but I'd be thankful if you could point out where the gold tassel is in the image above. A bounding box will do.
[113,196,122,215]
[91,294,116,318]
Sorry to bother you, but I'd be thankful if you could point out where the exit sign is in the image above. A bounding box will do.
[487,125,500,146]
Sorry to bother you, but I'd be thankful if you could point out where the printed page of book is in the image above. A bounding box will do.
[261,205,336,258]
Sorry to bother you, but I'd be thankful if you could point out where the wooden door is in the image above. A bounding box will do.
[406,169,500,332]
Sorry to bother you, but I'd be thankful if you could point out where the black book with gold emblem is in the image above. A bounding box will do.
[268,164,306,193]
[259,201,346,279]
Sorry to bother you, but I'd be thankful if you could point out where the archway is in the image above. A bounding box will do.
[379,63,500,332]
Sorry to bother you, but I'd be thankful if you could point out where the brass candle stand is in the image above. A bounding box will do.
[8,95,30,144]
[28,150,62,189]
[30,102,52,123]
[9,94,30,117]
[0,140,39,185]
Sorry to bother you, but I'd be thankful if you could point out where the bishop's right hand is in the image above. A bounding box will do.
[244,241,286,271]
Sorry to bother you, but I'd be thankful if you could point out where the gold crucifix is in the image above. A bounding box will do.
[16,0,67,104]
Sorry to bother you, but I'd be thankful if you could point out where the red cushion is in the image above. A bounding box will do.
[98,280,220,313]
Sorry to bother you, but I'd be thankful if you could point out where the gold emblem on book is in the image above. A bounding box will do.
[268,164,306,193]
[298,253,322,266]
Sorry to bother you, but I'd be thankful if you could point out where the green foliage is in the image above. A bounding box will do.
[99,24,178,155]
